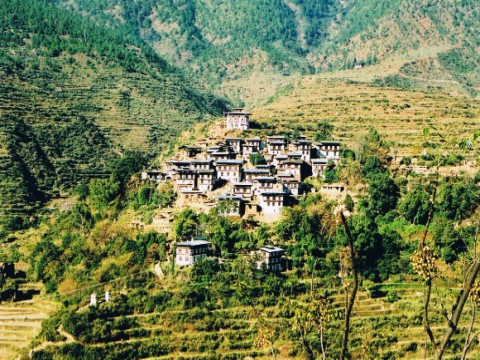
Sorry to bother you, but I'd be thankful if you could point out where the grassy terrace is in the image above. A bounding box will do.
[254,77,480,159]
[0,286,58,360]
[27,276,480,359]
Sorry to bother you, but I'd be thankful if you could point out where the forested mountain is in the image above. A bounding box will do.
[0,0,224,232]
[54,0,480,102]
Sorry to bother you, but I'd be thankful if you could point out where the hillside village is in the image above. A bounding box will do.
[138,109,347,269]
[141,109,345,223]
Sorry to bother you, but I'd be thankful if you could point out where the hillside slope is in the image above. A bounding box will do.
[55,0,480,104]
[0,0,225,232]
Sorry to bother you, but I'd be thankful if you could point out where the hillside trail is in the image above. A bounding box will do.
[27,325,75,359]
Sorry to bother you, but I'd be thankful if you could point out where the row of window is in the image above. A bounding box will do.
[265,202,283,207]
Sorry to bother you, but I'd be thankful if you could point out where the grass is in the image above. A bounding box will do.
[0,289,59,360]
[253,77,480,159]
[27,273,480,359]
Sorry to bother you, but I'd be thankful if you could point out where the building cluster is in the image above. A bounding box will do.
[142,109,343,219]
[140,109,346,271]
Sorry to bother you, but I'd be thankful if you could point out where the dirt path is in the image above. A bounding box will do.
[28,325,75,359]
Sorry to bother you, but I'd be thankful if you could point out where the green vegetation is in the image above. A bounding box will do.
[51,0,480,102]
[0,0,224,232]
[3,124,475,359]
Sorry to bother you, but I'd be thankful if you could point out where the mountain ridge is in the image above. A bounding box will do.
[54,0,480,104]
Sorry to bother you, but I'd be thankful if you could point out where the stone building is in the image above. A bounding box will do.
[216,193,244,217]
[243,138,262,157]
[312,158,329,177]
[233,182,254,199]
[317,141,341,163]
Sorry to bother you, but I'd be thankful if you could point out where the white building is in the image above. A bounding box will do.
[259,191,286,214]
[216,160,243,183]
[317,141,341,163]
[175,240,210,266]
[225,108,251,130]
[253,246,285,272]
[312,158,329,177]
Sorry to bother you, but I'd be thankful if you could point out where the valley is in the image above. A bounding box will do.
[0,0,479,359]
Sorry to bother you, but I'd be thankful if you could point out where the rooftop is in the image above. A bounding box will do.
[177,240,211,247]
[216,194,243,201]
[244,169,270,174]
[216,160,243,165]
[255,177,277,183]
[312,158,329,163]
[233,182,253,186]
[318,141,341,146]
[191,159,214,164]
[259,245,285,253]
[259,191,286,196]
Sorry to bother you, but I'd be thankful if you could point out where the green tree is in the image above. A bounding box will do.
[174,208,198,240]
[249,153,266,166]
[365,173,399,216]
[314,121,334,141]
[399,184,430,225]
[324,160,338,183]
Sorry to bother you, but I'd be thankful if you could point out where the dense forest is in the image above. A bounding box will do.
[0,0,225,232]
[53,0,480,101]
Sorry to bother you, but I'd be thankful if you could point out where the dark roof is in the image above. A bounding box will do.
[176,168,197,174]
[284,160,303,165]
[226,137,242,141]
[166,160,191,165]
[226,110,252,115]
[282,179,300,184]
[197,169,215,175]
[177,240,210,247]
[259,246,285,253]
[179,145,202,150]
[244,169,269,174]
[294,140,312,145]
[318,141,341,146]
[246,138,261,142]
[233,182,253,187]
[259,191,286,196]
[270,141,286,145]
[191,159,214,164]
[255,177,276,183]
[216,160,243,165]
[216,194,243,201]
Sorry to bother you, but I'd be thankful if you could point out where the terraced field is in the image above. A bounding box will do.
[254,77,480,159]
[0,285,58,360]
[29,278,479,359]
